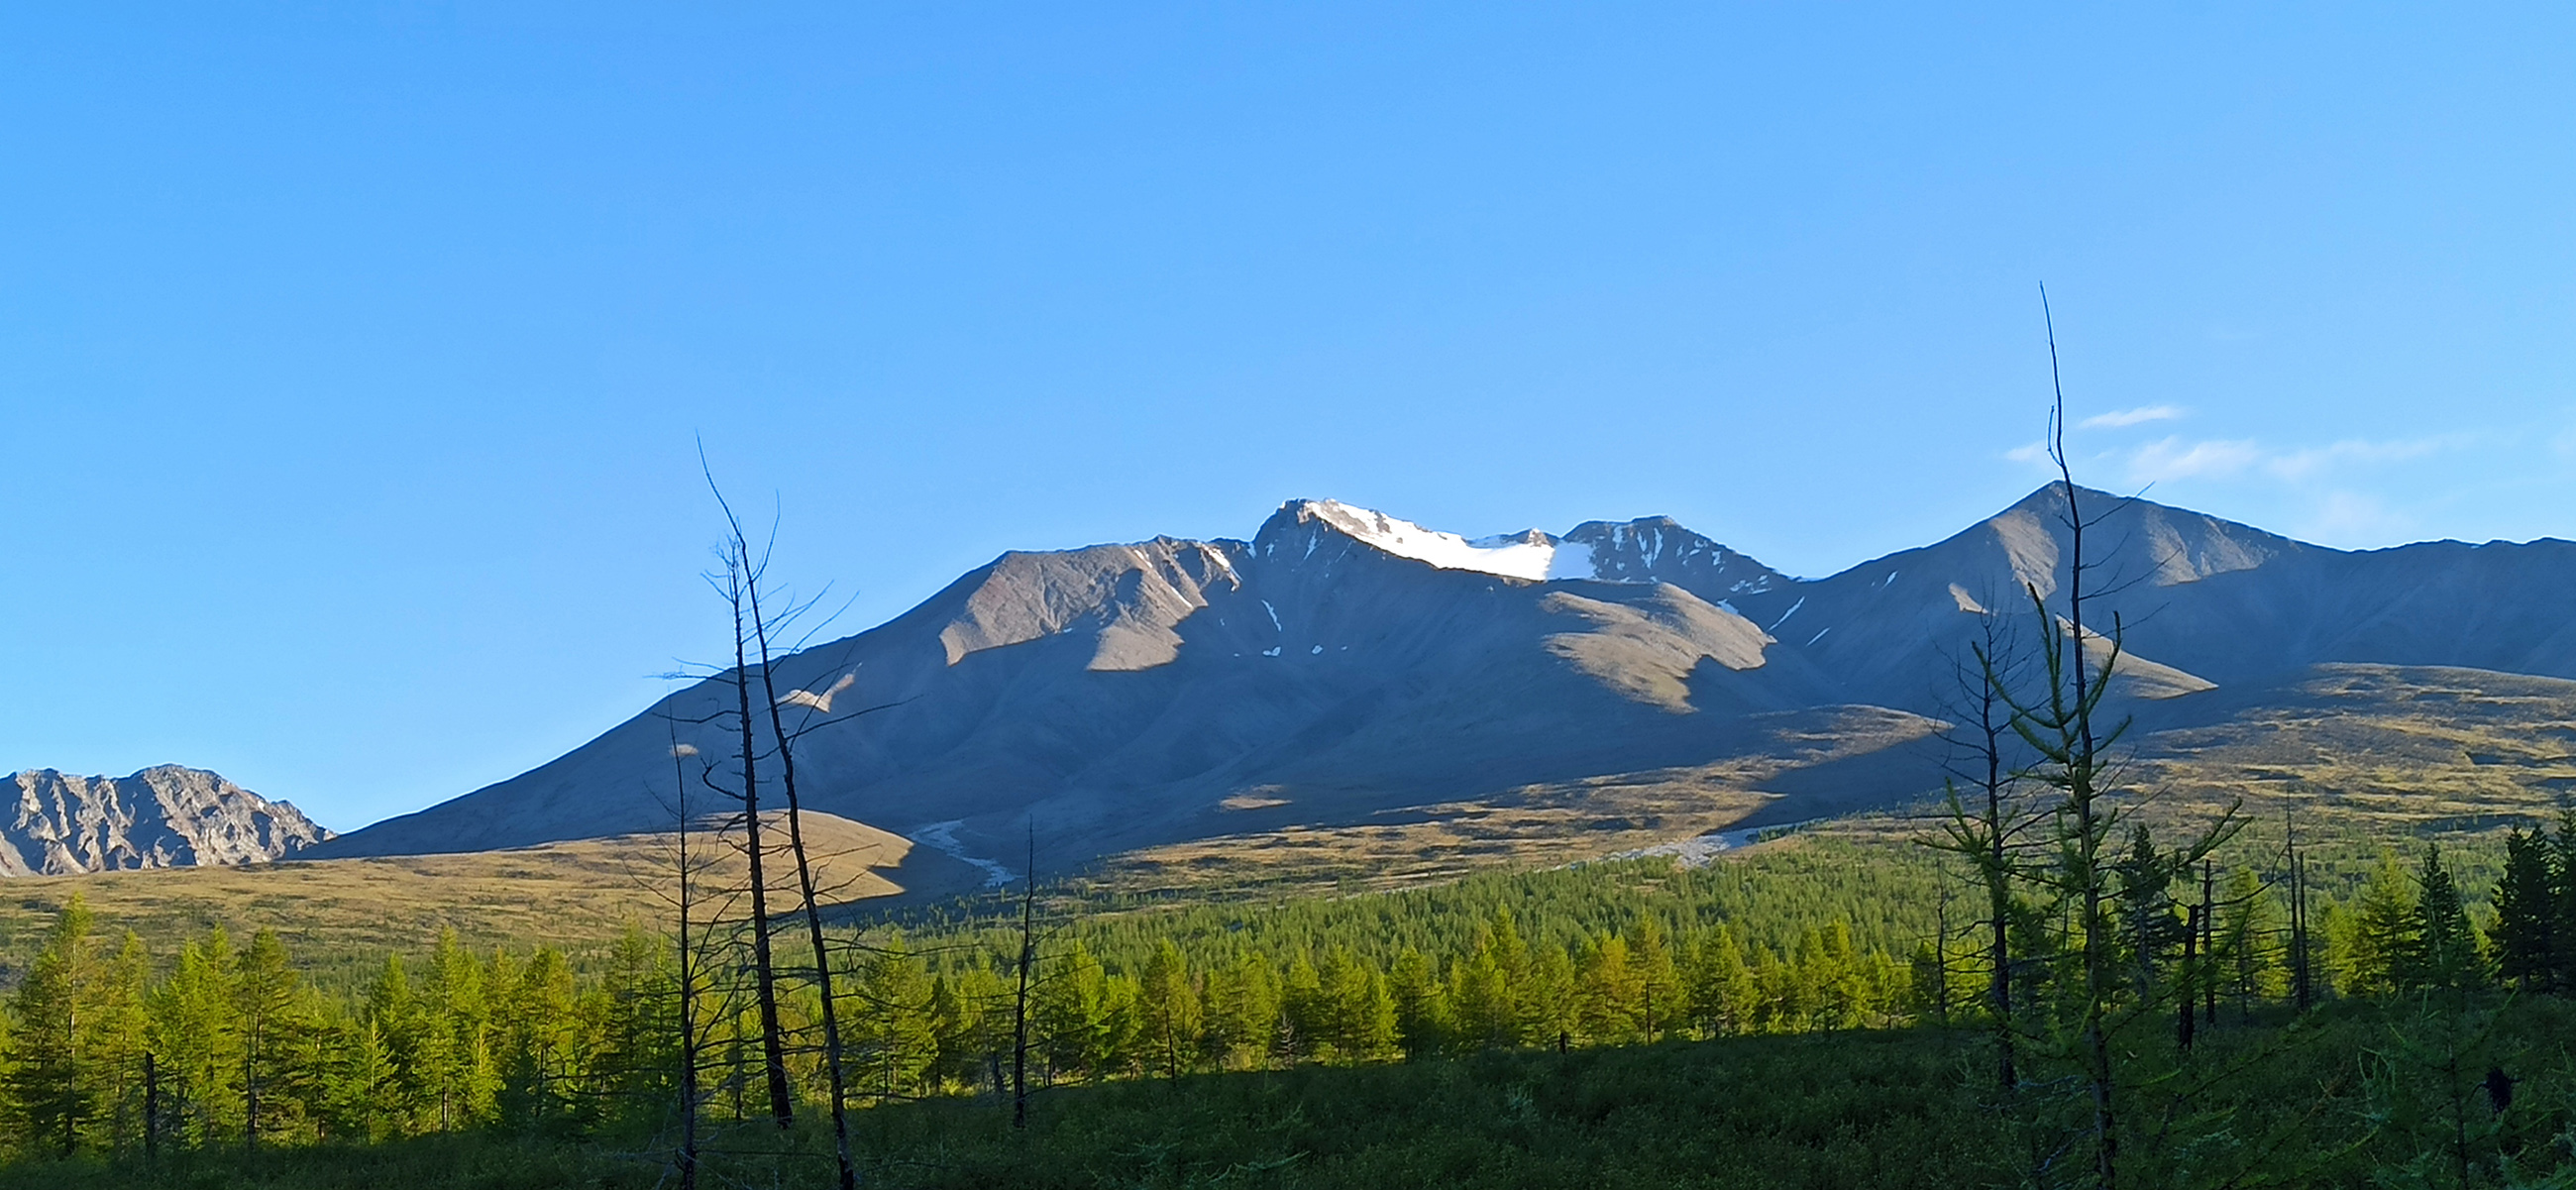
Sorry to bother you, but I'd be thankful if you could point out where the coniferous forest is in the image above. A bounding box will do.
[0,814,2573,1188]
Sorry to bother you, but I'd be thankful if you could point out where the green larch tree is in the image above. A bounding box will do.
[1132,940,1200,1080]
[5,896,94,1156]
[1387,947,1449,1058]
[2412,845,2482,992]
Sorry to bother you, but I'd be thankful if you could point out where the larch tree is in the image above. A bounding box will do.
[2343,851,2419,998]
[148,926,242,1146]
[235,927,309,1148]
[5,897,94,1156]
[1386,948,1449,1058]
[2412,845,2481,992]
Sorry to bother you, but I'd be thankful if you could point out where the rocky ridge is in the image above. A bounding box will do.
[316,486,2576,887]
[2,766,332,875]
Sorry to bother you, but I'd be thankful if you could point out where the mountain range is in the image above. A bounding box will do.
[293,485,2576,895]
[1,766,329,875]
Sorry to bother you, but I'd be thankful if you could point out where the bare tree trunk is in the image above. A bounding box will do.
[1933,606,2022,1093]
[745,569,859,1190]
[1934,878,1952,1029]
[2036,291,2116,1187]
[2289,820,2313,1012]
[2177,905,2199,1051]
[1012,830,1037,1131]
[243,1038,258,1152]
[670,731,702,1190]
[2201,860,2217,1026]
[720,549,797,1130]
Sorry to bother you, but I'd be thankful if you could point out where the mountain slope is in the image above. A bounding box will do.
[315,486,2576,882]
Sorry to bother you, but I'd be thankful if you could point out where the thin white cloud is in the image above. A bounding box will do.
[2125,436,2262,483]
[2118,434,2459,487]
[2264,437,2448,482]
[2080,405,2187,430]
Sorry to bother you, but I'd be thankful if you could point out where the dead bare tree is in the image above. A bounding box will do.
[1013,828,1038,1131]
[2287,811,2314,1012]
[706,523,796,1131]
[667,729,704,1190]
[724,499,860,1190]
[1929,602,2035,1093]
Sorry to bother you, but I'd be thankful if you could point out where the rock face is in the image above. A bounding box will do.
[0,766,332,875]
[314,485,2576,877]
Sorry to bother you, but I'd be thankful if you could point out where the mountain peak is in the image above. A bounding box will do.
[1562,516,1787,595]
[1264,498,1596,581]
[1,765,331,875]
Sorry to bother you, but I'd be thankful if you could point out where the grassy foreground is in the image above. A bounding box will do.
[13,994,2576,1189]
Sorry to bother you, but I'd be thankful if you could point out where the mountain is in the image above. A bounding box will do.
[313,485,2576,890]
[2,766,332,875]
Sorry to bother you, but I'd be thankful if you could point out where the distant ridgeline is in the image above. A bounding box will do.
[320,486,2576,898]
[0,767,330,876]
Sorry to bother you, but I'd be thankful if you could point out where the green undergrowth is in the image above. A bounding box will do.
[21,995,2576,1188]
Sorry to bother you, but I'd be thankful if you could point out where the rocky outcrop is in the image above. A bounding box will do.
[0,766,332,875]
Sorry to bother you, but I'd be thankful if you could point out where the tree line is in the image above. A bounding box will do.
[0,815,2533,1167]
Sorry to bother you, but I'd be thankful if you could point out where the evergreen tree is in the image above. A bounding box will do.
[856,935,938,1099]
[1685,925,1759,1038]
[927,966,1002,1091]
[1629,920,1684,1042]
[1099,974,1142,1077]
[2215,866,2281,1019]
[2341,851,2419,997]
[1279,954,1326,1061]
[1387,948,1449,1058]
[236,927,321,1146]
[1574,933,1642,1045]
[148,926,242,1146]
[1525,946,1578,1048]
[1449,935,1515,1049]
[5,897,94,1155]
[2411,845,2481,991]
[2114,823,2192,1005]
[1132,939,1200,1079]
[1907,941,1948,1024]
[1033,941,1115,1082]
[86,930,150,1152]
[495,947,581,1128]
[2551,809,2576,994]
[326,1019,398,1142]
[2492,826,2555,992]
[420,927,494,1129]
[590,925,672,1116]
[1203,951,1278,1068]
[1808,920,1872,1029]
[1313,947,1393,1062]
[363,953,428,1134]
[1444,910,1537,1049]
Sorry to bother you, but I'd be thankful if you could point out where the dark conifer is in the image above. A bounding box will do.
[2413,845,2481,991]
[2491,827,2554,992]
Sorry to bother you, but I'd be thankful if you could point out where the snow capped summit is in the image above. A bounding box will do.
[1283,499,1602,581]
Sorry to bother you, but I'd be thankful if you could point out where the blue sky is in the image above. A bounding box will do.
[5,4,2572,829]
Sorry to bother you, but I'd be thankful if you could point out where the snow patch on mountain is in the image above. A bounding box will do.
[1304,499,1600,582]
